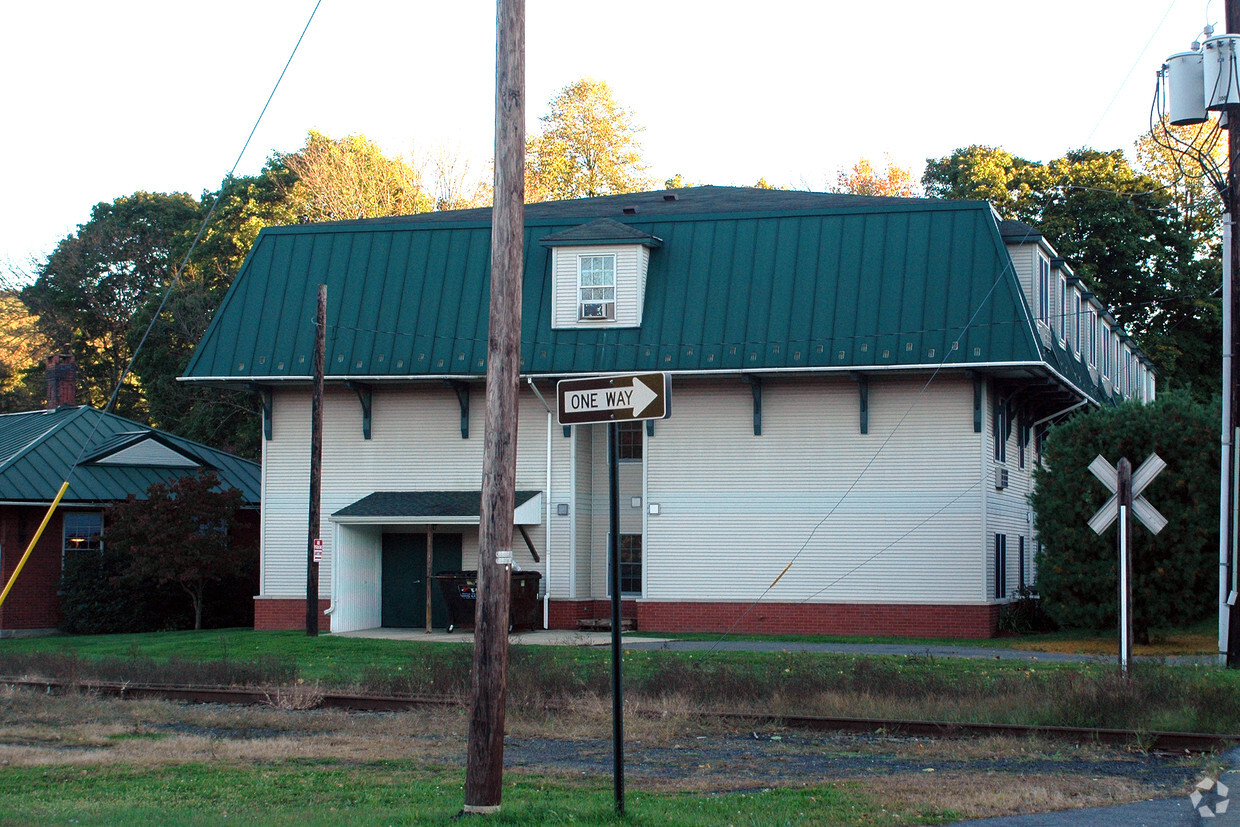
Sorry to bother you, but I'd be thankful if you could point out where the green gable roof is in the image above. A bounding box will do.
[183,186,1112,402]
[0,406,261,505]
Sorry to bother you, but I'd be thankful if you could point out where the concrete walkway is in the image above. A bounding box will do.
[333,627,673,647]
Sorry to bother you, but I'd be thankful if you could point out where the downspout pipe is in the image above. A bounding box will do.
[527,378,553,630]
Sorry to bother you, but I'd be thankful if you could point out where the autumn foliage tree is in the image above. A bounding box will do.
[277,129,433,222]
[105,471,256,630]
[835,154,918,196]
[526,79,651,201]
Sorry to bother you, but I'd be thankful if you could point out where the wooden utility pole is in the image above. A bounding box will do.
[464,0,524,813]
[306,283,325,636]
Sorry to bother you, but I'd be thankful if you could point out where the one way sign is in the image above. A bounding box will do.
[557,373,670,426]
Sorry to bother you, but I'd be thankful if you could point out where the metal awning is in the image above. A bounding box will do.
[329,490,543,526]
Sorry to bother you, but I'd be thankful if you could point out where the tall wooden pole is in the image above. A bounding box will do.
[464,0,524,813]
[306,283,325,636]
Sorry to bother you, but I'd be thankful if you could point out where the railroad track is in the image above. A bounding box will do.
[4,677,1236,754]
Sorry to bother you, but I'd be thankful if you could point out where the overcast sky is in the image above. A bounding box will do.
[0,1,1218,275]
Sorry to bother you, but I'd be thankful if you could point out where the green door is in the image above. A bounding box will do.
[381,533,462,628]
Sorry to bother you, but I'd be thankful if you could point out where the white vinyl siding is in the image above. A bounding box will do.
[551,245,649,328]
[261,386,551,600]
[94,440,200,467]
[984,381,1033,601]
[643,375,985,604]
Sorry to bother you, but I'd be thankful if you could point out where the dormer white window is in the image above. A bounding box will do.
[542,218,662,330]
[1088,309,1098,367]
[1073,291,1083,355]
[1037,256,1050,324]
[578,254,616,321]
[1058,277,1068,342]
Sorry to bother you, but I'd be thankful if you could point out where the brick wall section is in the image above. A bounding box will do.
[547,599,639,630]
[0,506,67,631]
[253,597,997,638]
[254,598,332,631]
[631,601,1000,639]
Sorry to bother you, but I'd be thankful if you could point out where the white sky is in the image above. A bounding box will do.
[0,0,1220,276]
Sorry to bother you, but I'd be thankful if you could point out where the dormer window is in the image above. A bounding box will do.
[578,254,616,321]
[542,218,662,330]
[1037,256,1050,324]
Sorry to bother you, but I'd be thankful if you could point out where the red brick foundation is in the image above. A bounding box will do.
[546,599,639,630]
[254,598,332,631]
[541,599,1000,639]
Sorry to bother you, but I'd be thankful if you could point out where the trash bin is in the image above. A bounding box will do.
[433,570,543,633]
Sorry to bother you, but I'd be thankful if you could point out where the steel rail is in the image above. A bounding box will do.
[4,678,1236,753]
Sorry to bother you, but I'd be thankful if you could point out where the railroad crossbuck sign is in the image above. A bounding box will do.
[556,373,670,426]
[1088,453,1167,535]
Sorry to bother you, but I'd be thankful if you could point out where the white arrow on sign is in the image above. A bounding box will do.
[562,376,659,419]
[1088,453,1167,535]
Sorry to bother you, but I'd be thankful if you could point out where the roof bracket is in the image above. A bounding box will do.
[742,375,762,436]
[347,381,373,440]
[517,524,542,563]
[447,381,469,439]
[851,372,869,434]
[248,384,273,440]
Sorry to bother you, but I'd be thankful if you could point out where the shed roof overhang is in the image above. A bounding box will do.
[329,490,542,526]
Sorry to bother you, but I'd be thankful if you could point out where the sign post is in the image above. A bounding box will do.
[1089,453,1167,677]
[557,373,670,815]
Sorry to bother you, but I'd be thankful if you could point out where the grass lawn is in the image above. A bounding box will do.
[628,620,1220,656]
[1,628,1238,733]
[0,761,951,826]
[0,632,1225,824]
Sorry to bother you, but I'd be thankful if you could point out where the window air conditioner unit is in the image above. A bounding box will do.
[994,466,1009,490]
[580,302,615,320]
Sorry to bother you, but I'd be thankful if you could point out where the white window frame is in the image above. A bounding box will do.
[1058,277,1068,342]
[1073,292,1083,354]
[1088,309,1098,367]
[577,254,616,321]
[62,511,104,567]
[1037,256,1050,324]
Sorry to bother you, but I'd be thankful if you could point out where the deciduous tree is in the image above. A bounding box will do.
[106,471,255,631]
[526,79,651,201]
[20,192,200,418]
[923,144,1210,396]
[277,129,433,221]
[835,154,918,197]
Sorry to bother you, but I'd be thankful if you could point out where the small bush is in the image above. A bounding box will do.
[998,587,1058,635]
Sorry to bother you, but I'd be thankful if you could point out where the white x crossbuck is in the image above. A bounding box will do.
[1087,453,1168,535]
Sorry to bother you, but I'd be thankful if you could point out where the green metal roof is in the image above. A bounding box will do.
[0,406,261,505]
[183,186,1121,404]
[332,490,541,520]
